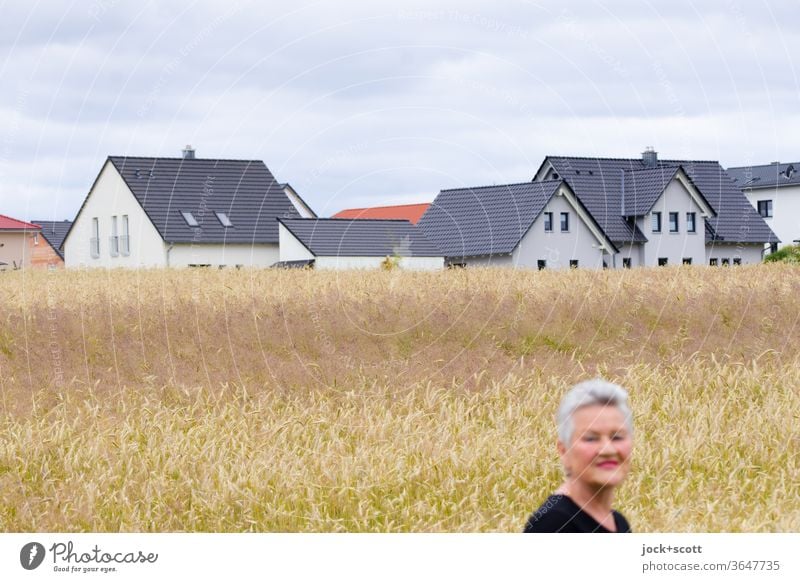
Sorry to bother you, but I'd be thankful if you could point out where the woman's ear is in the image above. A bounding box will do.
[557,440,571,477]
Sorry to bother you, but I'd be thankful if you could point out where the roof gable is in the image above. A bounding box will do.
[621,167,680,216]
[278,218,442,257]
[543,156,778,244]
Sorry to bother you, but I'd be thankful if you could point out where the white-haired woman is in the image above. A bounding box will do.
[524,379,633,533]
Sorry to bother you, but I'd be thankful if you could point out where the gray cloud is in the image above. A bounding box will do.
[1,0,799,221]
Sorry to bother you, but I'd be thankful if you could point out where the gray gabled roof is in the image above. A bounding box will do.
[726,161,800,189]
[31,220,72,258]
[621,166,680,216]
[417,180,565,258]
[278,218,442,257]
[541,156,778,244]
[105,156,302,244]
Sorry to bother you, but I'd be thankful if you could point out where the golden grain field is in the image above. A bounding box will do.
[0,265,798,532]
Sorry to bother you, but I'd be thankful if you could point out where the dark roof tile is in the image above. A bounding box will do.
[417,181,562,258]
[108,156,301,244]
[279,218,442,257]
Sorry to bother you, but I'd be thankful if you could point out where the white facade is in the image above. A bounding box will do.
[448,185,612,270]
[283,185,316,218]
[167,243,279,268]
[744,185,800,249]
[706,243,763,266]
[314,256,443,270]
[639,177,708,267]
[64,161,166,268]
[65,160,283,269]
[278,223,443,270]
[511,191,606,269]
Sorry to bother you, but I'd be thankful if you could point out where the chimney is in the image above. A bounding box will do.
[642,146,657,168]
[182,145,196,159]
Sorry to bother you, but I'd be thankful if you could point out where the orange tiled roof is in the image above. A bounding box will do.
[0,214,41,230]
[332,203,430,224]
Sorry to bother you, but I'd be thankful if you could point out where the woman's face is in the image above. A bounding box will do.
[558,404,632,490]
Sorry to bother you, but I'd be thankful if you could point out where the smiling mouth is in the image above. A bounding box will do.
[596,460,619,469]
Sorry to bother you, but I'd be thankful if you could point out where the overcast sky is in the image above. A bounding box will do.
[1,0,799,221]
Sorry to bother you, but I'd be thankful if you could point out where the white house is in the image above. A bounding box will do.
[417,181,616,269]
[63,147,316,268]
[276,218,444,270]
[419,149,777,269]
[726,161,798,251]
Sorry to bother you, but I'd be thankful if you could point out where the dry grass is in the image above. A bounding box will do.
[0,265,798,532]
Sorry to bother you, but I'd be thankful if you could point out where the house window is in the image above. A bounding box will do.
[537,260,546,270]
[560,212,569,232]
[757,200,773,218]
[215,211,233,227]
[91,217,100,258]
[769,242,778,254]
[448,263,466,269]
[686,212,696,233]
[658,257,668,266]
[181,211,199,227]
[669,212,679,233]
[682,258,692,265]
[544,212,553,232]
[109,215,119,257]
[33,233,39,245]
[721,258,730,266]
[569,260,578,269]
[652,212,662,233]
[709,258,718,266]
[120,215,130,256]
[733,258,742,266]
[622,258,632,269]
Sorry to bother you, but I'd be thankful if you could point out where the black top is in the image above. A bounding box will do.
[523,494,631,533]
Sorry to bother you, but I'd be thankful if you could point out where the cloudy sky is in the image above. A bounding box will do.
[1,0,798,221]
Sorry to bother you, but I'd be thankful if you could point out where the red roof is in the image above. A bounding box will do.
[0,214,41,230]
[332,203,430,224]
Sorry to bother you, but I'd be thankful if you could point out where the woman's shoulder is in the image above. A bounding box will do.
[523,495,631,533]
[613,509,632,533]
[523,495,583,533]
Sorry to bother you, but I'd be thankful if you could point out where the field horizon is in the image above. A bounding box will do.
[1,265,798,532]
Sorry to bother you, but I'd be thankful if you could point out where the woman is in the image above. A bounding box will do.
[524,378,633,533]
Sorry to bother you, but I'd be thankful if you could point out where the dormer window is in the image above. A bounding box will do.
[215,212,233,227]
[181,211,199,227]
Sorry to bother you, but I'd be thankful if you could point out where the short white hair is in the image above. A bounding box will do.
[557,378,633,444]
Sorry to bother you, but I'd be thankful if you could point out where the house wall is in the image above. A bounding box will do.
[0,232,29,270]
[64,161,166,268]
[706,243,763,265]
[168,243,279,267]
[278,223,315,262]
[284,186,316,218]
[642,179,707,267]
[314,256,443,270]
[512,193,605,269]
[29,234,63,268]
[744,185,800,249]
[447,255,514,268]
[615,243,644,268]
